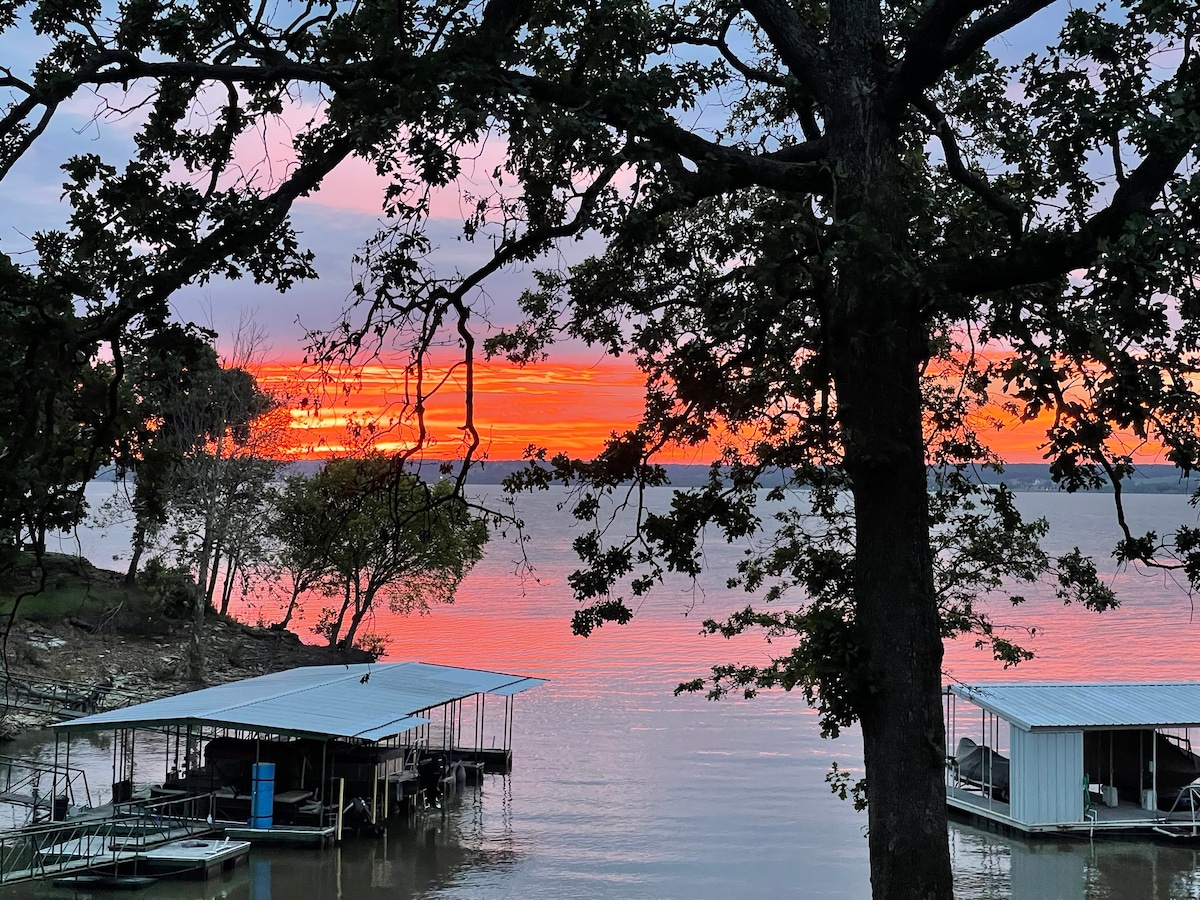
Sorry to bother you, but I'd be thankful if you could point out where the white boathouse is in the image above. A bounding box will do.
[946,682,1200,837]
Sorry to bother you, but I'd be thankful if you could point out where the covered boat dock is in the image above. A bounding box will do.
[946,682,1200,838]
[44,662,544,847]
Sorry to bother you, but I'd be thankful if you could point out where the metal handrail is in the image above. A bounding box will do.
[0,791,217,884]
[0,755,93,819]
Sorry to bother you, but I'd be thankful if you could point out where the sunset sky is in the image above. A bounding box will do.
[0,18,1158,468]
[0,126,1131,466]
[244,352,1084,465]
[254,357,659,461]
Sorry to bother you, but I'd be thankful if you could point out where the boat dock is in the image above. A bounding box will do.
[946,682,1200,839]
[0,662,545,885]
[0,792,237,885]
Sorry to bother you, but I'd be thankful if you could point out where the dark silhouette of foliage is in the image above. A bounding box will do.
[4,1,1200,896]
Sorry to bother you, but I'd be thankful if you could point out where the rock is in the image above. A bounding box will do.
[26,635,66,651]
[0,614,374,741]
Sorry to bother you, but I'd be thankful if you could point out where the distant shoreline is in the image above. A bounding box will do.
[425,461,1200,494]
[93,461,1200,494]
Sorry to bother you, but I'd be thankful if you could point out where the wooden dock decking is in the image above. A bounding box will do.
[141,838,250,877]
[224,823,336,846]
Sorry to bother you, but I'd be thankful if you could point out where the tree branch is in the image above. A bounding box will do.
[914,95,1024,240]
[939,139,1196,294]
[941,0,1058,72]
[890,0,982,101]
[673,11,791,89]
[741,0,831,103]
[78,133,358,345]
[888,0,1056,107]
[505,70,828,195]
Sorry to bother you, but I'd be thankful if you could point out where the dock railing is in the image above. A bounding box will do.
[111,791,218,846]
[0,673,143,719]
[0,754,92,820]
[0,791,218,885]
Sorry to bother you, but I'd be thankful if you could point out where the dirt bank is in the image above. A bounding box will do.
[0,557,370,737]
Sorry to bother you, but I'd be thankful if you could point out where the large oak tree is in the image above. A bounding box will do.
[4,0,1200,896]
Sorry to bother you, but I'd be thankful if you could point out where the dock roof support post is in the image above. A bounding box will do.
[320,739,328,815]
[504,695,513,759]
[1108,732,1114,790]
[111,727,120,801]
[1153,731,1159,816]
[51,731,60,818]
[335,776,344,843]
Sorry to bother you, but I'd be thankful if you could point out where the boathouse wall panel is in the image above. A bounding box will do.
[1010,728,1083,825]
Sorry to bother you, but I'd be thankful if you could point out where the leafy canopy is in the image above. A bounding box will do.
[4,0,1200,896]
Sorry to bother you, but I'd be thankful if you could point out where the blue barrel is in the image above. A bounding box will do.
[251,762,275,829]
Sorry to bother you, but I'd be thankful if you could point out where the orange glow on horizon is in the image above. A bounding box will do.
[248,355,1167,466]
[252,357,655,461]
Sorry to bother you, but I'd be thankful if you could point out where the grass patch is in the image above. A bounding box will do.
[0,552,150,624]
[0,585,126,618]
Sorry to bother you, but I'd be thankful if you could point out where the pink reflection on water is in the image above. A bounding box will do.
[233,538,772,701]
[946,565,1200,684]
[231,488,1200,698]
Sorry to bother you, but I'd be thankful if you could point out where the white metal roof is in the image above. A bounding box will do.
[55,662,546,742]
[950,682,1200,732]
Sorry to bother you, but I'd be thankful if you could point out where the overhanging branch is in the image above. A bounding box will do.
[887,0,1057,108]
[939,136,1196,294]
[915,95,1024,240]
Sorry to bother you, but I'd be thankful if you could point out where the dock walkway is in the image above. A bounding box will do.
[0,793,218,885]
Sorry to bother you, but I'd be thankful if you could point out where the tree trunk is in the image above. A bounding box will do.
[184,578,205,682]
[326,581,352,647]
[206,541,223,610]
[195,433,224,608]
[824,11,954,893]
[832,257,953,896]
[340,584,374,650]
[125,520,146,585]
[276,581,302,629]
[840,350,952,899]
[218,543,240,616]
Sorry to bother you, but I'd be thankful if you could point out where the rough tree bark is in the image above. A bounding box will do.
[825,5,953,892]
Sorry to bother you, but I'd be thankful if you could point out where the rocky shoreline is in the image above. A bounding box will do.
[1,615,371,738]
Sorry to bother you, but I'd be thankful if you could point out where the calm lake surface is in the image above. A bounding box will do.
[13,484,1200,899]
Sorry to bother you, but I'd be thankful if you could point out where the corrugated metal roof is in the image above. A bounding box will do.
[950,682,1200,732]
[55,662,546,742]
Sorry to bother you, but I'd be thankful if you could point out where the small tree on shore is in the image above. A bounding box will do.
[271,457,488,650]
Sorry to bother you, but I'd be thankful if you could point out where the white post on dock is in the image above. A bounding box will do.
[370,768,378,825]
[382,761,389,820]
[335,777,345,842]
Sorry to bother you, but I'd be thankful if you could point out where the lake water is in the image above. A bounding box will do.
[12,484,1200,899]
